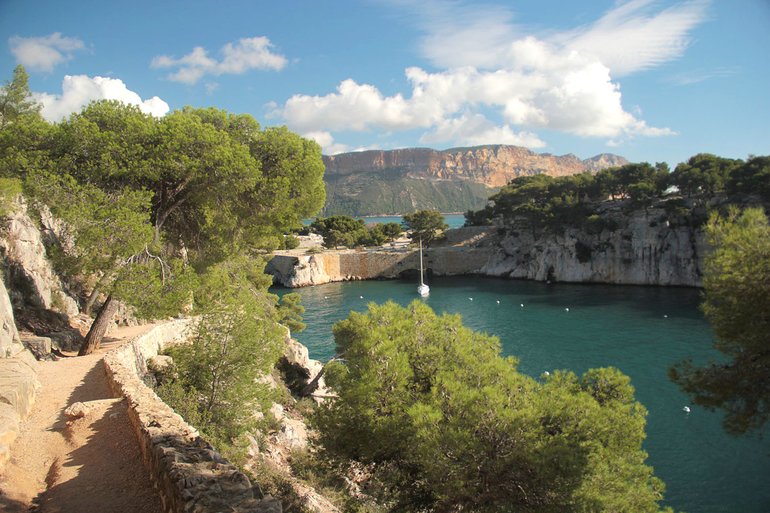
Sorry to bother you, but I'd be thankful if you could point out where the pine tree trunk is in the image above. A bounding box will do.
[83,286,100,315]
[78,294,119,356]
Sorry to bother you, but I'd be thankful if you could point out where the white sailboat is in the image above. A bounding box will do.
[417,238,430,297]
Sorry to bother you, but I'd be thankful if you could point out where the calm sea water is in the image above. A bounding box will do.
[273,276,770,513]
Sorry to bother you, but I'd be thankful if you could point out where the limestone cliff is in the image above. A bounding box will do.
[0,197,79,317]
[322,145,627,216]
[268,208,705,288]
[482,204,706,286]
[324,145,627,188]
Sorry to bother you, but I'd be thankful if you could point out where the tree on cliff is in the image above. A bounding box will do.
[16,100,325,353]
[403,209,447,245]
[671,207,770,434]
[315,301,672,513]
[26,171,194,354]
[0,65,40,129]
[669,154,740,197]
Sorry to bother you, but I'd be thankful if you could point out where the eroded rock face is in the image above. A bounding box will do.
[0,277,23,359]
[0,198,79,317]
[324,145,627,188]
[483,204,706,286]
[280,332,331,401]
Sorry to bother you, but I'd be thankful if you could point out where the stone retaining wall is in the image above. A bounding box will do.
[102,320,282,513]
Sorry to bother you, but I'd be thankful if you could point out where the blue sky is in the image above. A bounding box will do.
[0,0,768,167]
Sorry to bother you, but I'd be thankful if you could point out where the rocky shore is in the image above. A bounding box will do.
[267,205,706,288]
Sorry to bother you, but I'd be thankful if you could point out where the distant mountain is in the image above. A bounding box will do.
[321,145,628,216]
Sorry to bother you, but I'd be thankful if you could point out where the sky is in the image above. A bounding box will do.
[0,0,768,167]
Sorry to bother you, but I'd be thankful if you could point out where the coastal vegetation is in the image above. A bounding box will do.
[0,65,325,355]
[402,209,448,245]
[309,215,402,249]
[314,301,672,513]
[670,207,770,435]
[465,155,769,231]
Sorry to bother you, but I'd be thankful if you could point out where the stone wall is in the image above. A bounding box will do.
[267,245,495,288]
[102,320,282,513]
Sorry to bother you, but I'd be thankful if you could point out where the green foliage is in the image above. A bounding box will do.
[0,177,21,216]
[0,65,41,129]
[159,258,286,454]
[310,216,400,248]
[312,215,368,248]
[277,292,305,333]
[670,154,740,197]
[323,173,492,217]
[402,209,447,244]
[671,207,770,434]
[315,301,670,513]
[282,234,301,250]
[726,155,770,202]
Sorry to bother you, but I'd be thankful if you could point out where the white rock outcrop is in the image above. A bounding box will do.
[0,198,79,316]
[483,204,706,286]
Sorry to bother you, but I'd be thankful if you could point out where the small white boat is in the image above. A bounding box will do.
[418,239,430,297]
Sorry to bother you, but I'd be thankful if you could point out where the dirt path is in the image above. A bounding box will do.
[0,324,165,513]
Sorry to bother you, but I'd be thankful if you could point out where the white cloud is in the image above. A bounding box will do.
[303,131,351,155]
[557,0,709,76]
[152,36,287,85]
[419,114,545,148]
[33,75,170,121]
[274,1,704,150]
[9,33,86,72]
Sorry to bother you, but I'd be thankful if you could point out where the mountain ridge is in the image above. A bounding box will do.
[321,144,628,216]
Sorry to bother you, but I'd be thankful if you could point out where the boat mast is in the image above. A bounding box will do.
[419,238,424,286]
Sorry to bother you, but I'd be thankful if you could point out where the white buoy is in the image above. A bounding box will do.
[496,300,500,304]
[543,371,550,377]
[359,295,364,299]
[520,303,524,307]
[683,406,691,413]
[664,314,668,318]
[324,296,328,299]
[469,297,473,301]
[565,307,570,312]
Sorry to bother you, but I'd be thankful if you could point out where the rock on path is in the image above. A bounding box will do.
[0,325,164,513]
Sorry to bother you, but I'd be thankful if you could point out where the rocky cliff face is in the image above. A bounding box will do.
[321,145,627,216]
[483,204,706,286]
[0,198,79,317]
[269,207,705,288]
[324,145,628,188]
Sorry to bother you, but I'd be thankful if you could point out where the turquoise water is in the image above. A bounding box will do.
[273,276,770,513]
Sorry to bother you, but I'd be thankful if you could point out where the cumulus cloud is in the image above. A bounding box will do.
[33,75,170,121]
[152,36,287,84]
[9,33,86,72]
[420,114,545,148]
[274,0,704,150]
[303,131,352,155]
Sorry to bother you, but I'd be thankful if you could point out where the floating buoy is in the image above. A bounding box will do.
[543,371,550,377]
[496,300,500,304]
[683,406,691,413]
[565,307,570,312]
[469,297,473,301]
[359,295,364,299]
[324,296,328,299]
[664,314,668,318]
[520,303,524,307]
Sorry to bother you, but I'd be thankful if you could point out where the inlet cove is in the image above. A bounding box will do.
[276,277,770,513]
